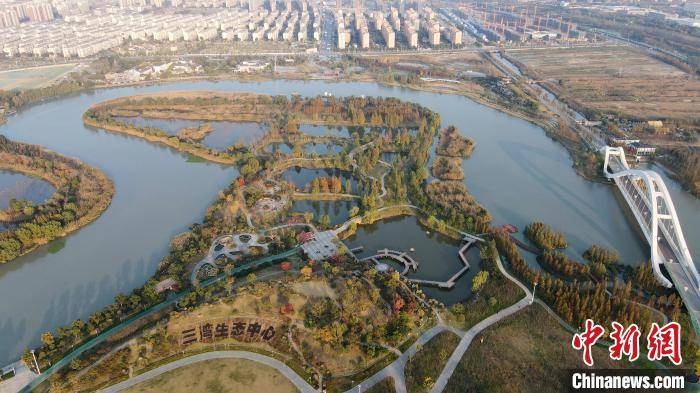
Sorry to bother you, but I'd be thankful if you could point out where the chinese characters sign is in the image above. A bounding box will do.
[177,318,280,346]
[572,319,682,366]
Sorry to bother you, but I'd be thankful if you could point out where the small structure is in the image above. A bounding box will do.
[301,231,338,260]
[154,278,179,293]
[628,142,656,157]
[297,231,316,244]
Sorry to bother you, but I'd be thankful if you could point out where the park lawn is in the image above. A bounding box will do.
[0,64,76,90]
[405,331,461,393]
[444,305,640,393]
[122,358,299,393]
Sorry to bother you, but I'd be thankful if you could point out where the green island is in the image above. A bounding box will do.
[12,90,696,393]
[0,135,113,263]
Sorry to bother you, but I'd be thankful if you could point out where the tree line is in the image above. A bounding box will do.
[524,221,568,250]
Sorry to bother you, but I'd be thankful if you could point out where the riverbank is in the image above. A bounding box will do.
[2,63,605,187]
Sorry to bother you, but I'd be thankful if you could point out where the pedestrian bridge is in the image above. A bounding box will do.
[603,147,700,331]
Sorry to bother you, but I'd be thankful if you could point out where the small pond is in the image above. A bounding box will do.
[0,171,55,210]
[344,215,482,305]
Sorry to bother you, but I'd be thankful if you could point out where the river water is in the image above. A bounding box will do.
[0,79,697,364]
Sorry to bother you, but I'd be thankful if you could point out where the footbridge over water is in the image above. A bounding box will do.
[603,147,700,330]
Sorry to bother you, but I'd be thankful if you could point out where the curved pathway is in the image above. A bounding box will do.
[343,255,532,393]
[99,351,317,393]
[428,255,532,393]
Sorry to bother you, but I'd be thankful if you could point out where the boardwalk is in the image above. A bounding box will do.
[407,236,478,289]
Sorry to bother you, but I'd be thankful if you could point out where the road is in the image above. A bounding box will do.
[486,50,606,150]
[99,351,317,393]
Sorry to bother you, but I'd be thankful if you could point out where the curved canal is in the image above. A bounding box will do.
[0,79,697,365]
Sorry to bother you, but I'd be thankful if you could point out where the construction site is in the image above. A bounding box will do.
[456,3,589,44]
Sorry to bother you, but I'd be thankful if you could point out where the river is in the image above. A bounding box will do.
[0,79,697,365]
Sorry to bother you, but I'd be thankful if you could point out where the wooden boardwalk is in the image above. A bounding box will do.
[362,248,418,275]
[360,233,484,289]
[407,237,476,289]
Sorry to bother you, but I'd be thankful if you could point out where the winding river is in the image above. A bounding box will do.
[0,79,698,365]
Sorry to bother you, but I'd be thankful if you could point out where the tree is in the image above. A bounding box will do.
[300,265,313,279]
[226,276,236,296]
[70,358,82,371]
[392,295,405,313]
[247,273,257,284]
[41,332,54,348]
[472,271,489,293]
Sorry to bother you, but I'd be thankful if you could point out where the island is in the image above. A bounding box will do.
[0,135,114,263]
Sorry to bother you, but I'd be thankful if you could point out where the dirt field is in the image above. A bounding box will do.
[444,305,652,393]
[406,51,498,76]
[506,46,700,120]
[122,358,299,393]
[0,64,76,90]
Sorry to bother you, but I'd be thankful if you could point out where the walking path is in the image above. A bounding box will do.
[428,256,532,393]
[347,325,447,393]
[98,351,317,393]
[342,254,531,393]
[407,237,476,289]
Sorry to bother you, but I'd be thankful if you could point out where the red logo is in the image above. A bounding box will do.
[609,322,641,362]
[647,322,682,365]
[572,319,605,367]
[572,320,682,366]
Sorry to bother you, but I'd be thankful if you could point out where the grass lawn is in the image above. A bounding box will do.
[122,358,299,393]
[444,305,644,393]
[0,64,76,90]
[405,331,461,393]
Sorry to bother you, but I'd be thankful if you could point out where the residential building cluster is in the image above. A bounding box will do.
[334,5,465,50]
[1,0,54,27]
[0,0,320,58]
